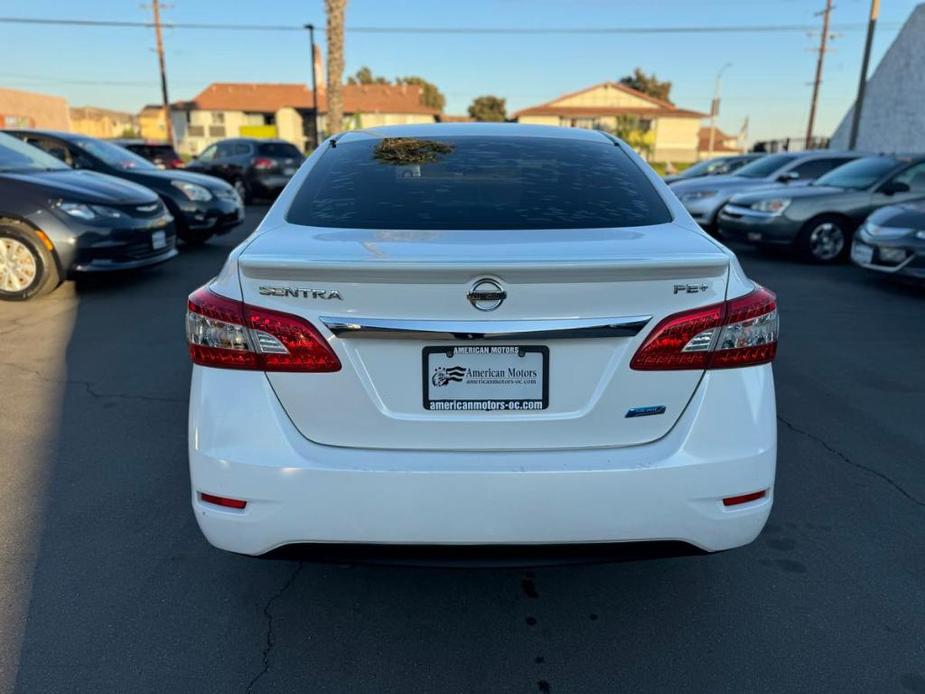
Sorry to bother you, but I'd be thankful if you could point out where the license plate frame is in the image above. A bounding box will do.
[422,345,549,412]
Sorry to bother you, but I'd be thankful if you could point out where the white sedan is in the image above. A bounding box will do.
[186,124,778,557]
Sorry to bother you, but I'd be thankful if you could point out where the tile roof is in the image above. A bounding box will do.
[513,81,706,120]
[698,126,741,152]
[186,82,439,115]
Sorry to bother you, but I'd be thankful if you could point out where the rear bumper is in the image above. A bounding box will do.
[189,366,777,556]
[718,206,801,246]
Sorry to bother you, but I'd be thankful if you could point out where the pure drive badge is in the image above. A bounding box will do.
[258,287,343,300]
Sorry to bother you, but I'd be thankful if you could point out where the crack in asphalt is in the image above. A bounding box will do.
[0,361,185,404]
[777,415,925,509]
[246,562,304,694]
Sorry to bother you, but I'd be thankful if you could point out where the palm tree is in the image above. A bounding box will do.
[325,0,347,134]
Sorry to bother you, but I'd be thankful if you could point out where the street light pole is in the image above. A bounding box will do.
[707,63,732,157]
[848,0,879,149]
[304,23,320,150]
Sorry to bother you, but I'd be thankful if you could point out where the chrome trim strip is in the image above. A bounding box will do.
[320,315,652,340]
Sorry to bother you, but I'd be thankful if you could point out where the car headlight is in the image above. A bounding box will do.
[751,198,791,215]
[914,230,925,241]
[679,190,718,202]
[53,201,127,220]
[172,180,213,201]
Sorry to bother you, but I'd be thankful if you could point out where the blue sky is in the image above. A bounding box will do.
[2,0,920,143]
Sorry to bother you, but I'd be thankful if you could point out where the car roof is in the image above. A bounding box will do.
[338,122,613,144]
[5,128,84,141]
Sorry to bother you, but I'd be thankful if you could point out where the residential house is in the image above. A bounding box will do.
[0,87,71,131]
[70,106,138,139]
[168,82,440,156]
[138,104,173,142]
[512,82,705,163]
[698,126,743,160]
[829,4,925,152]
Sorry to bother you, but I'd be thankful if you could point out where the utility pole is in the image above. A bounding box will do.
[848,0,879,148]
[708,63,732,157]
[151,0,174,147]
[805,0,833,148]
[304,24,320,149]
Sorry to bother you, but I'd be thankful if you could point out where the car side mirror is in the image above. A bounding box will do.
[776,171,800,183]
[879,181,910,195]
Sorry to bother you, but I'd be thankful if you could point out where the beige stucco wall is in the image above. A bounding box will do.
[553,84,657,110]
[653,117,701,163]
[0,88,71,130]
[516,115,560,126]
[276,107,306,149]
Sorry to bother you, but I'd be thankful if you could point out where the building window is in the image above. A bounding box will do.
[563,117,601,130]
[211,112,225,125]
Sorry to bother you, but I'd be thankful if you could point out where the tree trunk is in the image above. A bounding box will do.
[325,0,347,134]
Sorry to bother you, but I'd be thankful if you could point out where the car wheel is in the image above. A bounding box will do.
[0,221,61,301]
[797,215,850,263]
[233,178,250,204]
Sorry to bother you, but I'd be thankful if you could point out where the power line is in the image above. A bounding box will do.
[0,16,901,34]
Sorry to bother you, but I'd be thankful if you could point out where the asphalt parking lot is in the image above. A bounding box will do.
[1,206,924,694]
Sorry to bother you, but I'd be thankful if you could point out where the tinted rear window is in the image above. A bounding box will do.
[286,136,671,230]
[734,153,797,178]
[258,142,302,158]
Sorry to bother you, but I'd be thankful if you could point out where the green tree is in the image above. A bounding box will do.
[347,66,389,85]
[619,68,672,103]
[612,115,655,160]
[395,76,446,112]
[467,95,507,122]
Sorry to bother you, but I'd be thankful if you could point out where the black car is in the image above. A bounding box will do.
[852,200,925,281]
[0,132,176,301]
[184,138,304,203]
[5,130,243,245]
[718,155,925,262]
[111,139,184,169]
[664,154,764,184]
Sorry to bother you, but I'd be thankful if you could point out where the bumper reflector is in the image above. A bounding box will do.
[722,490,767,507]
[200,492,247,510]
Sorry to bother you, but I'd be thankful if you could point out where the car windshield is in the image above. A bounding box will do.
[73,138,156,170]
[286,135,672,230]
[677,159,723,178]
[258,142,303,158]
[814,156,900,190]
[734,153,797,179]
[0,132,70,173]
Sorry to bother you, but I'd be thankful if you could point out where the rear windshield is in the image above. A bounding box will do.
[286,136,671,230]
[734,153,797,178]
[258,142,302,158]
[814,156,900,190]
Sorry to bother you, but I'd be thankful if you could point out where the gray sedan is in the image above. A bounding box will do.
[668,151,859,231]
[717,155,925,262]
[852,200,925,281]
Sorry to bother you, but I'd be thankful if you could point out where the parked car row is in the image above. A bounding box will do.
[668,152,925,281]
[0,131,306,301]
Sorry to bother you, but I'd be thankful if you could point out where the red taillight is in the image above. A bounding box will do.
[631,287,778,371]
[186,287,341,372]
[200,492,247,509]
[168,158,184,169]
[253,157,275,170]
[722,490,767,507]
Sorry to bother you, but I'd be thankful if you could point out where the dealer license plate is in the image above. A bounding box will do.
[423,345,548,412]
